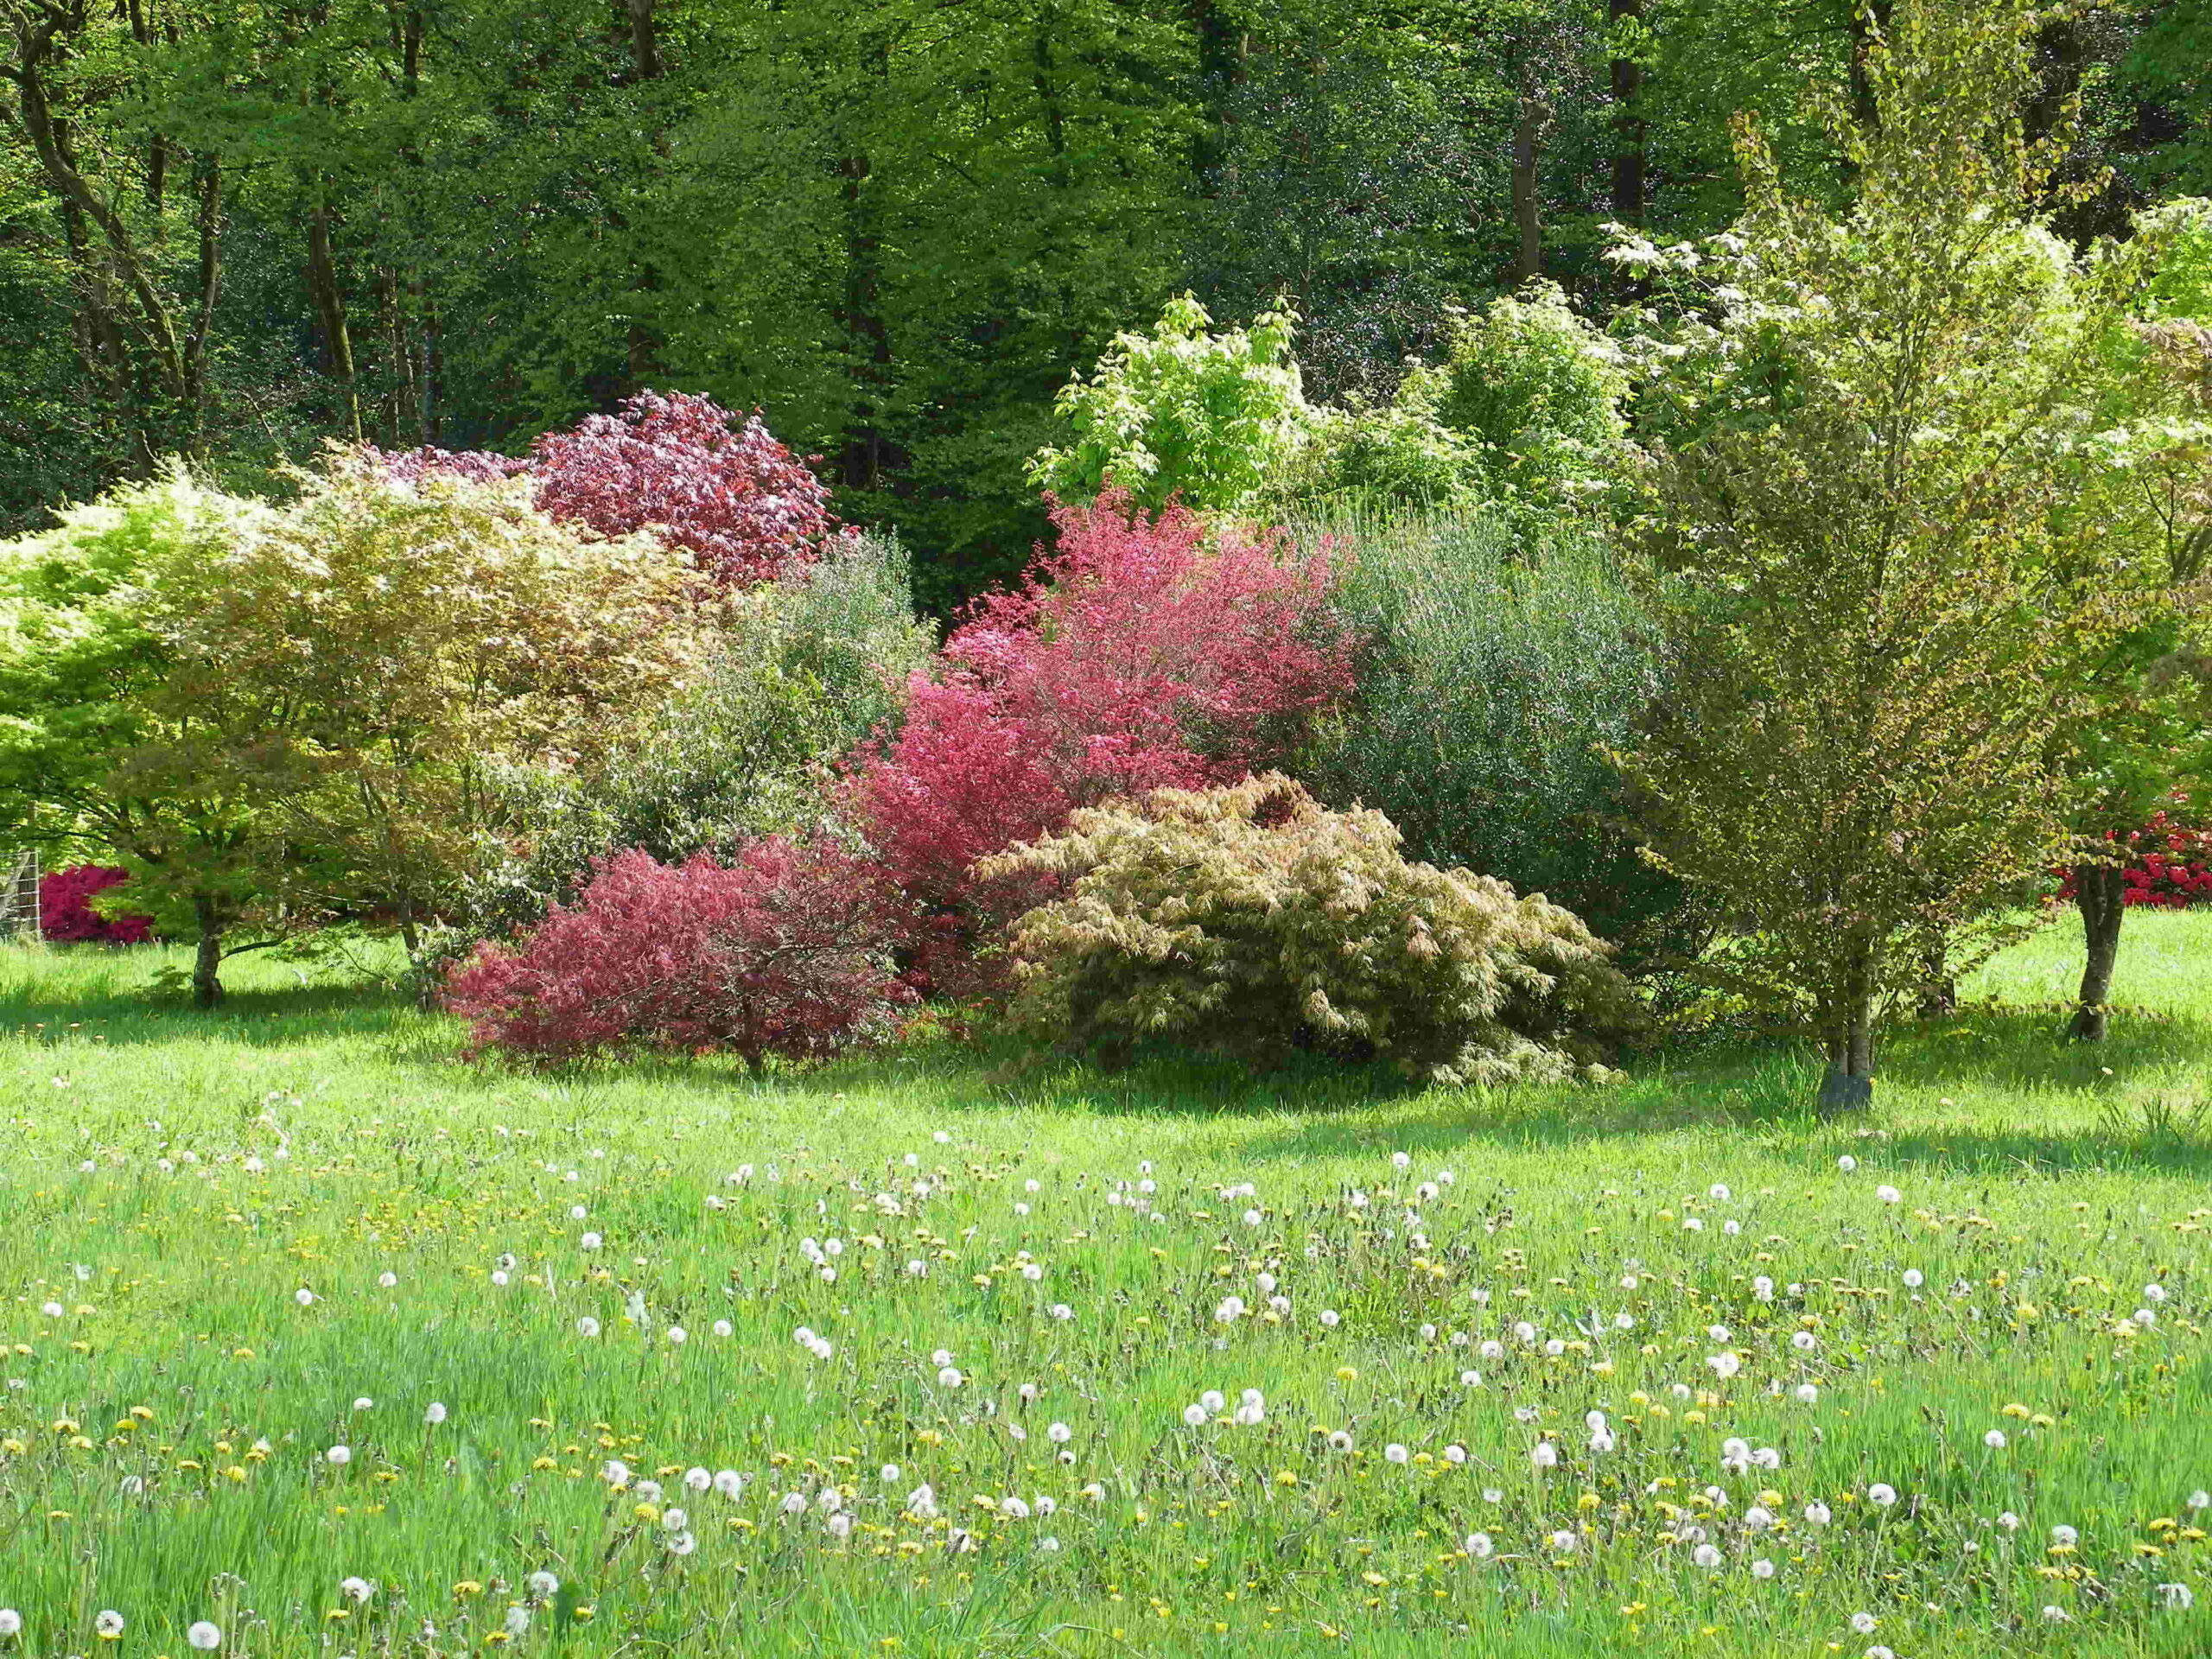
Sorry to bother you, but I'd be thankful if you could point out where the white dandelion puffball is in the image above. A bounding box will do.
[717,1470,745,1497]
[1875,1184,1901,1205]
[1693,1544,1722,1567]
[424,1402,448,1426]
[580,1231,601,1249]
[378,1271,397,1289]
[1868,1483,1897,1507]
[326,1444,352,1465]
[294,1287,315,1306]
[1548,1529,1579,1554]
[188,1622,222,1650]
[1182,1402,1210,1427]
[938,1367,963,1388]
[1804,1502,1832,1527]
[1837,1154,1856,1172]
[353,1396,374,1412]
[1385,1443,1410,1465]
[528,1570,560,1597]
[1465,1532,1493,1559]
[95,1611,125,1638]
[340,1576,374,1603]
[0,1610,21,1637]
[1985,1429,2007,1449]
[1851,1611,1878,1634]
[576,1316,601,1338]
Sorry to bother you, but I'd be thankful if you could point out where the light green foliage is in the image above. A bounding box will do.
[1300,510,1687,961]
[3,914,2212,1655]
[1275,400,1480,514]
[1276,284,1629,531]
[1029,294,1319,513]
[982,773,1641,1086]
[138,460,710,951]
[0,471,283,952]
[1398,282,1630,526]
[1611,0,2179,1101]
[441,533,934,950]
[0,461,710,997]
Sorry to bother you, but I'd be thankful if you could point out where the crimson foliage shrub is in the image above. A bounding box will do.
[38,864,153,944]
[843,491,1356,963]
[372,391,841,589]
[442,839,912,1068]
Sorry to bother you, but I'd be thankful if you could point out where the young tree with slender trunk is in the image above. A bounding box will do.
[1614,0,2175,1114]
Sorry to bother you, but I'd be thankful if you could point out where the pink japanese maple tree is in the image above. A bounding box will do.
[843,492,1357,978]
[370,391,842,589]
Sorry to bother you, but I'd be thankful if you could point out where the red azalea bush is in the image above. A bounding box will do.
[371,391,842,589]
[38,865,153,944]
[2057,810,2212,909]
[442,839,913,1068]
[843,492,1358,969]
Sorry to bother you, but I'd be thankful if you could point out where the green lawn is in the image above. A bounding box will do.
[2,912,2209,1657]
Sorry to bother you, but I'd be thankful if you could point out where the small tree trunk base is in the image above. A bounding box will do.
[2069,863,2126,1043]
[1817,1066,1873,1116]
[192,899,225,1009]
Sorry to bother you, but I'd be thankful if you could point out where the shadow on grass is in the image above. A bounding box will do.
[1877,1001,2212,1094]
[13,948,2210,1176]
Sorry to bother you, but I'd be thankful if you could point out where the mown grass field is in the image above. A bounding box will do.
[2,912,2209,1658]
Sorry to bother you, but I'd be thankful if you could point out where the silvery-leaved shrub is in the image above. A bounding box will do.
[982,774,1641,1084]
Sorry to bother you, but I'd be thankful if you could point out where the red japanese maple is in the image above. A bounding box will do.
[442,839,913,1067]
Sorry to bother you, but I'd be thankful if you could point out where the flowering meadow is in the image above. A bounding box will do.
[2,915,2209,1659]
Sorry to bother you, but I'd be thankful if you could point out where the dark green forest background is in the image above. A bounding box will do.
[5,0,2209,607]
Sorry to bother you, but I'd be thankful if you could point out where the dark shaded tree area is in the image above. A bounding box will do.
[3,0,2206,607]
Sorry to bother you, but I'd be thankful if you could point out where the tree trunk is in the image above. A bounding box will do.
[307,191,362,442]
[1916,932,1955,1020]
[1187,0,1247,196]
[192,897,226,1009]
[620,0,666,391]
[2069,862,2126,1041]
[1608,0,1646,226]
[1510,95,1550,284]
[1817,944,1876,1115]
[1846,0,1896,135]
